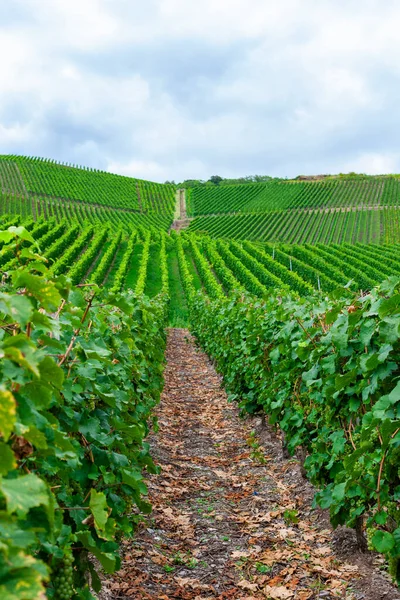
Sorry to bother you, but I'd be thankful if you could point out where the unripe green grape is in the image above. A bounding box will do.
[366,526,376,551]
[52,546,75,600]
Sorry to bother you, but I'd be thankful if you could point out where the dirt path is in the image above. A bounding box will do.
[101,329,399,600]
[180,189,187,219]
[193,204,400,220]
[170,190,192,232]
[174,189,181,220]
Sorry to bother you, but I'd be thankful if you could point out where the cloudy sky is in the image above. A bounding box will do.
[1,1,400,182]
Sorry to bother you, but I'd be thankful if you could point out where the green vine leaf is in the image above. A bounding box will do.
[0,443,16,475]
[0,550,48,600]
[0,389,16,442]
[1,474,49,516]
[0,294,33,328]
[89,489,109,538]
[371,530,395,553]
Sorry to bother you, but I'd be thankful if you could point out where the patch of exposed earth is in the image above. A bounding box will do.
[100,329,400,600]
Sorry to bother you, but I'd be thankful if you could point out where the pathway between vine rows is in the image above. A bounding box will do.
[101,329,399,600]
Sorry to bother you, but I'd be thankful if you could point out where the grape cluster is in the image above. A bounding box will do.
[389,556,400,582]
[366,525,376,551]
[52,548,75,600]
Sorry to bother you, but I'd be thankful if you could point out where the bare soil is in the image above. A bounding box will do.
[99,329,400,600]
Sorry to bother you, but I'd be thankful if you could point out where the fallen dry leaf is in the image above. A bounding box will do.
[263,585,294,599]
[100,330,388,600]
[238,580,259,591]
[213,469,230,478]
[231,550,251,559]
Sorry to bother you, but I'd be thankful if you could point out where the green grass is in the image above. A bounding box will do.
[82,238,112,282]
[167,245,188,326]
[184,246,202,290]
[125,243,143,290]
[145,243,162,297]
[103,240,127,287]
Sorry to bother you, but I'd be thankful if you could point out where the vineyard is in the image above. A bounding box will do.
[189,206,400,244]
[0,156,176,231]
[2,161,400,599]
[187,177,400,215]
[187,177,400,243]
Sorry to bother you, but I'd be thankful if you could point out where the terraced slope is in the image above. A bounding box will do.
[0,155,176,230]
[187,177,400,243]
[189,205,400,244]
[169,232,400,325]
[0,214,172,297]
[4,212,397,325]
[188,178,400,216]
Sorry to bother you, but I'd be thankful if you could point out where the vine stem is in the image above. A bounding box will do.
[66,359,79,379]
[294,317,317,349]
[318,317,329,334]
[55,299,66,318]
[0,322,18,330]
[58,293,96,366]
[55,506,90,511]
[81,434,94,463]
[376,427,400,510]
[348,418,356,451]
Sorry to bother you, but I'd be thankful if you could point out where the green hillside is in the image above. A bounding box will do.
[187,177,400,215]
[187,176,400,243]
[0,155,176,230]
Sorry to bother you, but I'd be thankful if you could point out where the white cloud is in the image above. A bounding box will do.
[23,0,119,51]
[1,0,400,181]
[107,157,207,182]
[340,153,400,175]
[157,0,302,43]
[107,158,169,180]
[318,68,374,110]
[0,122,35,145]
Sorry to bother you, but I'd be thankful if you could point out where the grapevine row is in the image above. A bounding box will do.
[188,177,400,216]
[189,207,400,245]
[190,283,400,581]
[110,235,136,293]
[89,230,123,285]
[135,232,151,295]
[0,225,168,599]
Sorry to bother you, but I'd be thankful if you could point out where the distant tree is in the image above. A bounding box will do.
[209,175,223,185]
[253,175,272,182]
[178,174,276,188]
[180,179,206,188]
